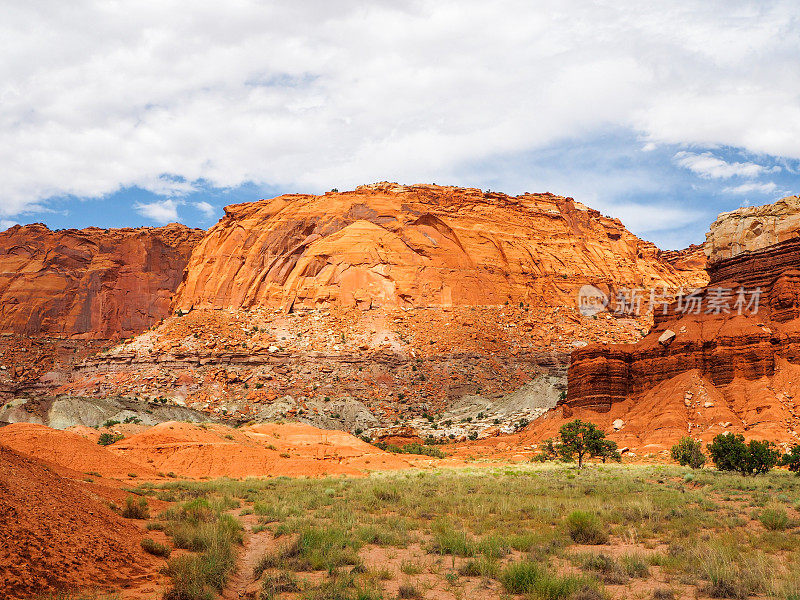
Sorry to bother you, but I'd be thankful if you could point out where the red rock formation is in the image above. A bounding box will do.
[563,197,800,450]
[0,223,203,339]
[661,243,708,289]
[174,182,696,312]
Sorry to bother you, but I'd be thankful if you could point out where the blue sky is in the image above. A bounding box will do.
[2,1,799,250]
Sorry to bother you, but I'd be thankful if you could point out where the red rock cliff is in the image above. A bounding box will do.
[174,182,695,312]
[564,196,800,449]
[0,223,203,339]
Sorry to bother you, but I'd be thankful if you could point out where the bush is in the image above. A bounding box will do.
[500,561,545,594]
[743,440,780,475]
[500,561,597,598]
[97,432,123,446]
[707,433,779,475]
[759,507,789,531]
[141,537,171,558]
[671,437,706,469]
[122,495,149,519]
[708,433,748,472]
[781,444,800,474]
[566,511,608,545]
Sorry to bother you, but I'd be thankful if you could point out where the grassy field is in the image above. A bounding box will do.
[130,464,800,600]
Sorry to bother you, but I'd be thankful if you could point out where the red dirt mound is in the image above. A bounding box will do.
[0,422,158,479]
[110,421,416,478]
[0,446,157,599]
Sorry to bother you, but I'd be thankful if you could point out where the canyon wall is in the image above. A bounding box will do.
[174,182,697,312]
[0,223,203,339]
[563,196,800,450]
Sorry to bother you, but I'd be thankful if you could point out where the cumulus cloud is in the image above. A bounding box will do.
[193,201,216,218]
[722,182,781,195]
[673,151,775,179]
[134,199,180,224]
[1,1,800,217]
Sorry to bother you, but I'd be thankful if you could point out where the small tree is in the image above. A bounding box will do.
[707,432,748,472]
[707,433,779,475]
[780,444,800,475]
[742,439,780,475]
[558,419,608,468]
[671,436,706,469]
[598,439,621,463]
[533,438,560,462]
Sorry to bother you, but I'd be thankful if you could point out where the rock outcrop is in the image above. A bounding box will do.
[40,183,708,429]
[564,195,800,450]
[174,182,696,311]
[705,195,800,263]
[1,183,710,435]
[0,223,203,339]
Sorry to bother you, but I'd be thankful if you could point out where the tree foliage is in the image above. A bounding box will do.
[707,433,779,475]
[670,436,706,469]
[780,444,800,475]
[558,419,613,468]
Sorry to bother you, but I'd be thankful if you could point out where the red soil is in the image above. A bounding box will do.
[0,446,159,600]
[0,422,159,479]
[108,421,417,479]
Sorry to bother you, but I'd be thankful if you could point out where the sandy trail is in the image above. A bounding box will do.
[221,513,273,599]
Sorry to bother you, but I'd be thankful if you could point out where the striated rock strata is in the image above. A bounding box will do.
[175,182,697,311]
[563,196,800,451]
[0,223,203,339]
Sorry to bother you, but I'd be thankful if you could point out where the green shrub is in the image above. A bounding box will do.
[500,560,545,594]
[500,561,598,598]
[759,507,789,531]
[671,437,706,469]
[121,495,149,519]
[97,432,123,446]
[566,511,608,544]
[141,537,171,558]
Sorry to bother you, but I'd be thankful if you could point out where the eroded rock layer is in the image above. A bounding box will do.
[564,196,800,450]
[174,182,696,311]
[0,223,203,339]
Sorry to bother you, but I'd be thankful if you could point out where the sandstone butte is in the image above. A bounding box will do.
[0,222,203,339]
[28,183,708,422]
[174,182,702,311]
[555,195,800,455]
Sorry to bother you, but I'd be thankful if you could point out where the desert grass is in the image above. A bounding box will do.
[132,463,800,599]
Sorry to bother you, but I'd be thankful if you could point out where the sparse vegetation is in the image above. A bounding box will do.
[141,537,171,557]
[97,432,124,446]
[121,495,149,519]
[128,462,800,600]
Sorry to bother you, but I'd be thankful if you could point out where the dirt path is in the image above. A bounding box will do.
[221,513,273,599]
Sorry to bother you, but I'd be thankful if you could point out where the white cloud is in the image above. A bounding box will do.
[1,1,800,217]
[723,182,780,195]
[673,151,775,179]
[134,199,180,224]
[0,220,19,231]
[194,201,216,218]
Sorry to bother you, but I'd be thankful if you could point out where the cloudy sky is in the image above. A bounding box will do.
[2,1,799,249]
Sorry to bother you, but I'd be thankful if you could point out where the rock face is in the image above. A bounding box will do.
[564,196,800,450]
[175,182,694,312]
[661,243,708,288]
[705,195,800,263]
[1,183,710,435]
[0,223,203,339]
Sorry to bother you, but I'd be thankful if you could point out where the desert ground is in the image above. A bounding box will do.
[2,420,800,600]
